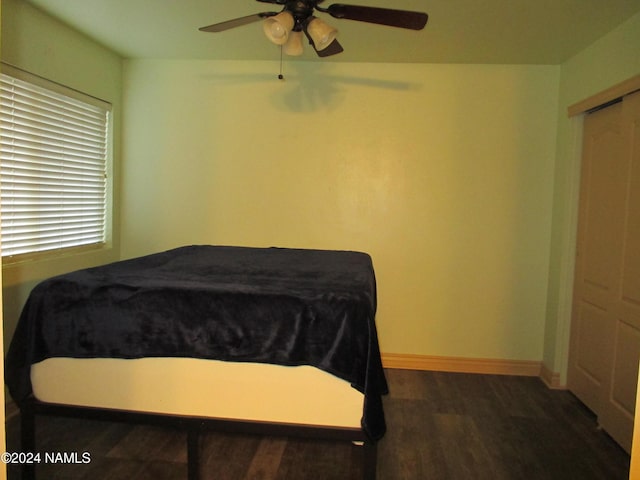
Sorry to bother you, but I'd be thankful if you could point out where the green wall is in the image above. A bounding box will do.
[121,60,559,360]
[544,11,640,383]
[0,0,123,349]
[0,0,7,469]
[2,0,639,379]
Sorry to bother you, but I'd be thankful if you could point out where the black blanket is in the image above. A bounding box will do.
[5,245,388,440]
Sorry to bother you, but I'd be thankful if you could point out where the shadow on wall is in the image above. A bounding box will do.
[199,62,422,113]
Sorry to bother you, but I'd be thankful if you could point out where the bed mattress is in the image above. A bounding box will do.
[6,245,388,439]
[31,357,364,428]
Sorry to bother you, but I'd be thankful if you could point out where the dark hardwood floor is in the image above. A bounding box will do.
[5,369,631,479]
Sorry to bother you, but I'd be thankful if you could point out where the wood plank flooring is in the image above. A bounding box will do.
[4,369,631,479]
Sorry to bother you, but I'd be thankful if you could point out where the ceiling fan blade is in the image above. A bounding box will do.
[324,4,428,30]
[316,39,344,57]
[303,29,344,57]
[199,12,277,33]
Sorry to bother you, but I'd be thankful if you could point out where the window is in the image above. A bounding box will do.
[0,66,111,259]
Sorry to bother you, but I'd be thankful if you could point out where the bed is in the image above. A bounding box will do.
[5,245,388,479]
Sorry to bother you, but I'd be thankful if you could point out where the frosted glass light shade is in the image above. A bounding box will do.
[306,17,337,51]
[263,12,295,45]
[284,31,304,56]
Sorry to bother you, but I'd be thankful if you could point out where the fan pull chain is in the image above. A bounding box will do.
[278,46,284,80]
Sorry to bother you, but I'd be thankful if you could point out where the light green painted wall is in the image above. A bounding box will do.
[544,11,640,383]
[121,60,559,359]
[0,0,123,349]
[6,0,636,368]
[0,0,8,469]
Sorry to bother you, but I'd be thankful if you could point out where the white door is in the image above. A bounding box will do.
[568,90,640,453]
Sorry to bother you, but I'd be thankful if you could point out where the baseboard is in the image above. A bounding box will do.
[382,353,543,377]
[539,364,566,390]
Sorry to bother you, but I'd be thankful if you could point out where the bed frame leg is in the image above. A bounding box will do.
[20,398,36,480]
[362,441,377,480]
[187,424,201,480]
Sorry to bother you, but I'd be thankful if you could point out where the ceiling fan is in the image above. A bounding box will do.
[199,0,428,58]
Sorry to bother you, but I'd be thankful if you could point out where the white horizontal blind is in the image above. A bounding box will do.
[0,71,110,258]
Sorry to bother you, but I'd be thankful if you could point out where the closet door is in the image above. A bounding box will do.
[568,90,640,453]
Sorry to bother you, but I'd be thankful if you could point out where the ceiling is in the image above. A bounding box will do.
[26,0,640,64]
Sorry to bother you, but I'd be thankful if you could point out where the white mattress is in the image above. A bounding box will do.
[31,358,364,428]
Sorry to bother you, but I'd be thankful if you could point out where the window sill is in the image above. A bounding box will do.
[2,243,118,288]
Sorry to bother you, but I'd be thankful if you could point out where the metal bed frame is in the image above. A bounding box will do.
[19,396,378,480]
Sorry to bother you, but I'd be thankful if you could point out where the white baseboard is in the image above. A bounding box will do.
[382,352,545,378]
[540,364,566,389]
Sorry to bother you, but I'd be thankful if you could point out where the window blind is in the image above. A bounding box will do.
[0,71,111,258]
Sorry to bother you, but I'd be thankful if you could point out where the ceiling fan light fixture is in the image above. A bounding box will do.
[284,30,304,56]
[263,11,295,45]
[306,17,337,51]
